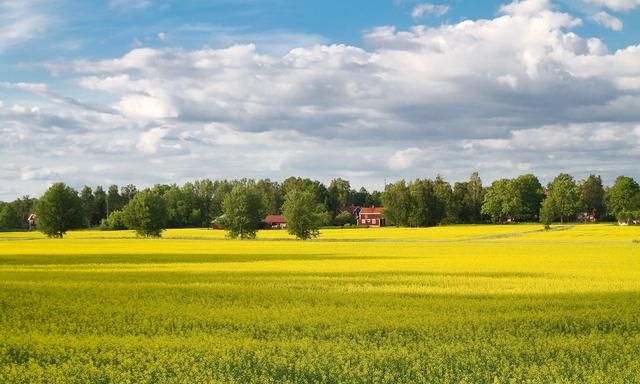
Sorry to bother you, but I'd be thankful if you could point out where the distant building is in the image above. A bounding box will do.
[262,215,288,229]
[27,214,37,231]
[358,206,385,227]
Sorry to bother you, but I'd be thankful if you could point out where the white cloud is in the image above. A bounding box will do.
[412,3,450,19]
[0,1,48,52]
[591,11,624,31]
[387,148,425,170]
[2,0,640,199]
[137,127,169,154]
[584,0,640,11]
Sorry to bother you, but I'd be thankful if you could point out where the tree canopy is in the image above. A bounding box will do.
[122,190,168,237]
[283,189,328,240]
[35,183,85,238]
[220,185,266,239]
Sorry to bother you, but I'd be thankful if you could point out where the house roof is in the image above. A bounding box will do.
[360,207,383,214]
[263,215,287,224]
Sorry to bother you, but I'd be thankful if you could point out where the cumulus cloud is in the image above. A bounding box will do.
[412,3,450,19]
[591,11,624,30]
[2,0,640,199]
[387,148,426,170]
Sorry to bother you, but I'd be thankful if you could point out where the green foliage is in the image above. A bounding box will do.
[512,174,544,221]
[545,174,581,224]
[100,210,128,231]
[607,176,640,218]
[580,175,606,219]
[540,197,554,229]
[409,179,443,227]
[0,196,37,230]
[35,183,85,238]
[482,179,522,223]
[334,211,357,226]
[122,190,168,237]
[283,189,328,240]
[221,185,265,239]
[382,180,411,226]
[79,185,95,228]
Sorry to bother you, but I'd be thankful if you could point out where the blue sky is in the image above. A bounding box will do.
[1,0,640,199]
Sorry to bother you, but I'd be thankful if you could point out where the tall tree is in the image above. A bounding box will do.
[580,175,606,219]
[409,179,443,227]
[93,186,107,225]
[381,180,411,226]
[606,176,640,220]
[481,179,521,223]
[466,172,484,222]
[512,174,544,221]
[327,178,351,216]
[36,183,85,238]
[79,186,95,228]
[107,184,122,215]
[545,173,580,224]
[434,176,457,224]
[120,184,138,206]
[282,189,328,240]
[256,179,283,215]
[122,189,168,237]
[220,185,266,239]
[194,179,215,226]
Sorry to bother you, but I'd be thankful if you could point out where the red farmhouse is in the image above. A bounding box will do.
[358,207,385,227]
[263,215,288,229]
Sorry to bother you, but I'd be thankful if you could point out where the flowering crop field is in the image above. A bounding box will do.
[1,225,639,383]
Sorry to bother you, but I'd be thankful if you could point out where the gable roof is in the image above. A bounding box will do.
[263,215,287,224]
[360,207,383,214]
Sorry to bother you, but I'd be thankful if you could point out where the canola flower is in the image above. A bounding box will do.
[0,225,639,383]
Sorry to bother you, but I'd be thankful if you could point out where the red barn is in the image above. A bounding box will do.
[263,215,288,229]
[358,206,385,227]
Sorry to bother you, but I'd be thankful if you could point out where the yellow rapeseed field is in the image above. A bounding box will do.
[1,224,639,383]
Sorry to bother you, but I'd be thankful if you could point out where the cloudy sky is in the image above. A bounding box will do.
[1,0,639,200]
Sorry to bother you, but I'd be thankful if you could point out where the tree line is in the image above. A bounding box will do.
[1,173,639,238]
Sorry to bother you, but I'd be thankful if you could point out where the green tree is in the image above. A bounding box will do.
[539,197,554,230]
[194,179,215,226]
[606,176,640,220]
[120,184,138,206]
[512,174,544,221]
[327,178,351,219]
[334,211,357,226]
[220,185,265,239]
[545,173,580,224]
[107,184,122,215]
[481,179,521,223]
[409,179,443,227]
[35,183,85,238]
[256,179,283,215]
[79,185,95,228]
[434,176,457,224]
[579,174,606,219]
[100,210,127,230]
[283,189,328,240]
[93,186,107,225]
[466,172,484,222]
[381,180,411,226]
[122,190,168,237]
